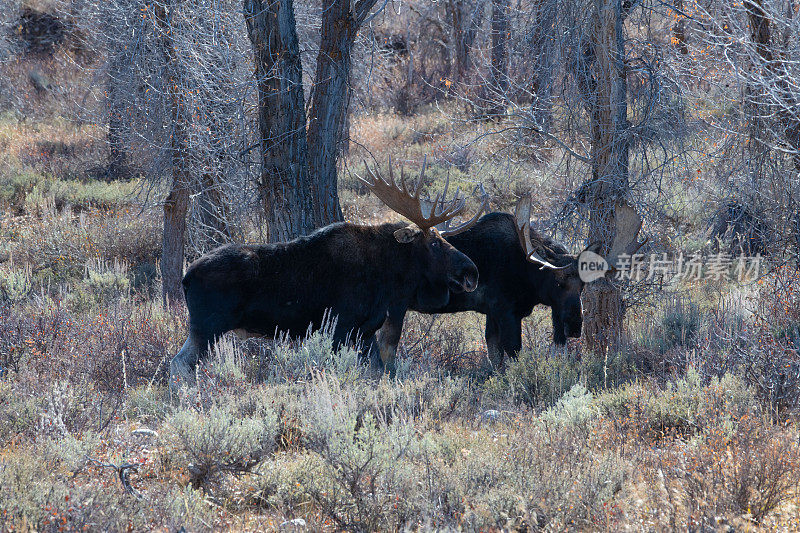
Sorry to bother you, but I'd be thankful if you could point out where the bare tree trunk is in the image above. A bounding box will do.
[195,157,231,250]
[672,0,688,55]
[306,0,352,227]
[746,0,800,169]
[448,0,468,82]
[307,0,378,227]
[582,0,630,355]
[106,33,128,179]
[154,0,190,306]
[488,0,509,115]
[107,77,127,178]
[244,0,316,242]
[447,0,483,83]
[529,0,555,131]
[162,166,190,306]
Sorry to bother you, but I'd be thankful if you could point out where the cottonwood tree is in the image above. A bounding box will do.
[73,0,252,304]
[446,0,484,83]
[577,0,641,354]
[691,0,800,262]
[487,0,509,116]
[244,0,386,242]
[444,0,683,352]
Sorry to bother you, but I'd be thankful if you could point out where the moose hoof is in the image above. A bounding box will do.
[169,356,196,392]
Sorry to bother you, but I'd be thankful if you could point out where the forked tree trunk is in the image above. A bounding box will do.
[154,0,191,306]
[244,0,316,242]
[582,0,630,355]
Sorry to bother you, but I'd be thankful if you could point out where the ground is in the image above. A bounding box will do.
[1,104,800,531]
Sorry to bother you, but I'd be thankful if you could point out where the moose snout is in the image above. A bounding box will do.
[462,270,478,292]
[452,263,479,293]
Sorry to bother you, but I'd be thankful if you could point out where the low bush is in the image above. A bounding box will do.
[160,396,278,490]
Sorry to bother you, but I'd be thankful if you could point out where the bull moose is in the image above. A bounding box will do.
[170,163,484,386]
[375,196,643,370]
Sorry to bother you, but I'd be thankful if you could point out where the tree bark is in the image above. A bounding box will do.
[672,0,688,55]
[154,0,191,306]
[581,0,631,355]
[447,0,482,82]
[488,0,509,116]
[194,158,231,252]
[245,0,381,237]
[529,0,555,131]
[306,0,378,227]
[746,0,800,169]
[245,0,316,242]
[106,29,128,179]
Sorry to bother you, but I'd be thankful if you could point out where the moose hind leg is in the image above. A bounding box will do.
[170,331,206,388]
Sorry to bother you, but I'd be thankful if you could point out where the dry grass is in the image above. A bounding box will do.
[1,99,800,531]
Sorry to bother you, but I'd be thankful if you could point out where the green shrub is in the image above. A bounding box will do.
[267,328,364,385]
[0,264,33,303]
[0,380,44,444]
[647,298,703,353]
[161,399,278,489]
[0,168,43,210]
[298,372,424,531]
[597,370,757,439]
[483,348,581,407]
[541,383,598,428]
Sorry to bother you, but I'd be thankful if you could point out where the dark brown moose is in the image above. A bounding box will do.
[170,163,483,386]
[375,196,644,370]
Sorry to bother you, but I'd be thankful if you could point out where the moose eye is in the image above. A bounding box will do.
[431,240,440,248]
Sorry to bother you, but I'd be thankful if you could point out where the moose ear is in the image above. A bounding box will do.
[394,227,421,243]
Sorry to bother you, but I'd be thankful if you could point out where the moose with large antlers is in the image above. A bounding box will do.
[375,195,644,370]
[169,162,484,386]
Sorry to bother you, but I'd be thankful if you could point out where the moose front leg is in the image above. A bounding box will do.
[552,307,567,345]
[485,315,504,370]
[497,314,522,361]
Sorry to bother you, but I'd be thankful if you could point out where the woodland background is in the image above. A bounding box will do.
[2,0,800,530]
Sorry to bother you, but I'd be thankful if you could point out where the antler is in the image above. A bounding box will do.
[436,183,490,237]
[607,200,645,266]
[358,158,467,232]
[514,195,568,270]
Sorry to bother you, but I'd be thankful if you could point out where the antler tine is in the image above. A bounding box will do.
[388,156,396,187]
[359,159,379,187]
[514,195,567,270]
[439,183,489,237]
[439,170,451,215]
[398,164,410,195]
[418,156,428,199]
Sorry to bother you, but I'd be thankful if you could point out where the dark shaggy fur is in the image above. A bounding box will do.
[376,212,584,370]
[170,221,478,384]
